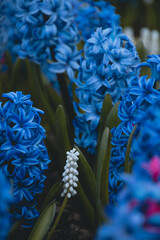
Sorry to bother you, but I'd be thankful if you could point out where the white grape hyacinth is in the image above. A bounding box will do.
[61,148,80,198]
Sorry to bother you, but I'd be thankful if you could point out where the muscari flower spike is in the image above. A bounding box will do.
[73,26,140,153]
[61,148,79,199]
[0,171,13,240]
[15,0,81,81]
[0,91,50,227]
[72,0,120,41]
[110,55,160,202]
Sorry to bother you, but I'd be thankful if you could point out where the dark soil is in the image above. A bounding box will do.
[49,201,93,240]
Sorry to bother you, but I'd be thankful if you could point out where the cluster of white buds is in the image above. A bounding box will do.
[140,28,160,55]
[124,26,160,55]
[61,148,80,198]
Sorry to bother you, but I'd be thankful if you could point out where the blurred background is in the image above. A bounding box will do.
[110,0,160,75]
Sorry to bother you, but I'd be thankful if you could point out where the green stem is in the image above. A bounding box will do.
[35,64,45,92]
[9,58,23,91]
[26,59,56,133]
[57,73,75,139]
[124,124,137,173]
[49,45,75,139]
[8,221,20,240]
[46,195,68,240]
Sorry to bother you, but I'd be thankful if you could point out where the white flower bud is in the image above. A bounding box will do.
[73,190,77,195]
[69,179,74,185]
[66,163,70,168]
[61,192,65,197]
[64,176,69,182]
[69,173,73,179]
[63,189,67,194]
[69,186,74,192]
[73,182,78,188]
[65,183,69,188]
[67,193,71,198]
[73,176,78,182]
[65,169,69,174]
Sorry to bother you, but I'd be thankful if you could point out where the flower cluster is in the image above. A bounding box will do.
[73,26,140,153]
[110,55,160,202]
[133,96,160,165]
[96,155,160,240]
[73,0,120,41]
[0,91,50,227]
[0,171,12,240]
[61,148,79,199]
[15,0,81,80]
[99,99,160,239]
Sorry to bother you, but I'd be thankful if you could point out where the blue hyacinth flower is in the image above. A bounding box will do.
[73,26,140,153]
[15,0,81,82]
[0,91,50,227]
[110,55,160,202]
[0,171,12,240]
[96,138,160,240]
[73,0,120,41]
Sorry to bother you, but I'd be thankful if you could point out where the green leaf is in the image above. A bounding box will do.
[57,73,75,139]
[28,201,56,240]
[97,94,113,152]
[74,145,97,207]
[95,127,111,227]
[25,60,56,133]
[8,221,20,239]
[76,182,95,227]
[55,105,71,172]
[4,51,13,74]
[41,181,62,212]
[9,58,24,90]
[96,127,111,205]
[100,142,111,206]
[45,84,62,112]
[124,124,137,173]
[105,101,121,130]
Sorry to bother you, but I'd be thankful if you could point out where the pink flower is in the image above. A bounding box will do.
[142,156,160,182]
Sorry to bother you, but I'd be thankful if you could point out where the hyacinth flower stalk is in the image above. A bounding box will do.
[46,148,79,240]
[96,98,160,240]
[0,0,81,87]
[73,26,140,153]
[72,0,120,41]
[0,91,50,227]
[110,55,160,202]
[1,0,82,128]
[15,0,82,104]
[133,96,160,164]
[0,171,13,240]
[12,0,81,79]
[96,156,160,240]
